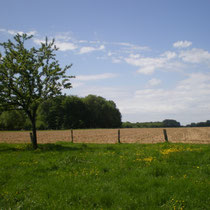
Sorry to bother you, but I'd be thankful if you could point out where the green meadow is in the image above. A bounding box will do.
[0,142,209,209]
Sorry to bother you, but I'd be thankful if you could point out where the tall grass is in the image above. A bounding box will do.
[0,142,209,209]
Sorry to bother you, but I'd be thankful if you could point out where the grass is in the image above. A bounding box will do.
[0,142,209,209]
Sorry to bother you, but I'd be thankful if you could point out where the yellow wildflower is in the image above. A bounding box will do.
[143,157,153,162]
[160,148,181,155]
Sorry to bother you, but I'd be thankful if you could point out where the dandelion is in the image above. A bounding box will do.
[160,148,181,155]
[143,157,153,162]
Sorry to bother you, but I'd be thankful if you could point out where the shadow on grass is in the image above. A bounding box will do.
[37,143,84,152]
[0,142,122,153]
[0,143,83,153]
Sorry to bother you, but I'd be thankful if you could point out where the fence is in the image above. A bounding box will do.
[1,127,210,144]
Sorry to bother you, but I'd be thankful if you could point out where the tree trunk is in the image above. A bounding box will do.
[27,109,38,149]
[31,118,38,149]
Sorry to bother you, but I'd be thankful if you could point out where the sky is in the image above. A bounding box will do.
[1,0,210,125]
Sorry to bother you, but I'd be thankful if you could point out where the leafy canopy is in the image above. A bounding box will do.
[0,33,73,114]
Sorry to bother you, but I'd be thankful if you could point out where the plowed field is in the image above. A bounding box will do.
[1,127,210,144]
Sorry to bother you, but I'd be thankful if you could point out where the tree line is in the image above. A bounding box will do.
[122,119,210,128]
[2,103,210,130]
[122,119,181,128]
[186,120,210,127]
[0,95,122,130]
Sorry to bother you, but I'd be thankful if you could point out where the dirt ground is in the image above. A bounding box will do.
[0,127,210,144]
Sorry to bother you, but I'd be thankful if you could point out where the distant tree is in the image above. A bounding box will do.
[0,110,25,130]
[38,96,65,130]
[0,34,74,149]
[122,121,133,128]
[121,121,164,128]
[206,120,210,126]
[61,96,88,129]
[83,95,121,128]
[36,95,122,129]
[162,119,180,127]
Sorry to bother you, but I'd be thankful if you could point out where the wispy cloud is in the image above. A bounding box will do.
[72,86,129,100]
[147,78,162,86]
[125,51,177,74]
[115,42,150,51]
[0,28,37,36]
[76,73,117,81]
[118,73,210,119]
[124,44,210,75]
[173,40,192,48]
[179,48,210,64]
[55,41,77,51]
[33,38,77,51]
[78,45,105,54]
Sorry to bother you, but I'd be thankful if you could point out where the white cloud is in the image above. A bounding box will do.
[33,38,77,51]
[161,51,176,59]
[76,73,117,81]
[8,30,23,35]
[26,31,37,36]
[71,82,84,88]
[0,28,37,36]
[70,85,129,101]
[107,51,113,56]
[129,54,141,59]
[114,42,150,51]
[79,45,105,54]
[55,41,77,51]
[147,78,162,86]
[179,48,210,64]
[125,51,176,74]
[173,40,192,48]
[118,73,210,117]
[33,38,44,45]
[177,73,210,91]
[112,58,122,63]
[55,34,72,41]
[0,29,6,32]
[79,40,88,43]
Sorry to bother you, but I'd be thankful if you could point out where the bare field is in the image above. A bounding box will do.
[0,127,210,144]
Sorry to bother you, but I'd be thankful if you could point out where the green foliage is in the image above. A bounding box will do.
[0,34,73,112]
[186,120,210,127]
[0,110,25,130]
[82,95,122,128]
[122,121,165,128]
[39,95,122,129]
[0,33,73,147]
[61,96,88,129]
[0,143,209,209]
[162,119,181,127]
[0,94,122,130]
[122,119,181,128]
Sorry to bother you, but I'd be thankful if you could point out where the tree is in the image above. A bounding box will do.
[162,119,180,127]
[0,33,73,149]
[83,95,122,128]
[61,96,88,129]
[38,96,65,130]
[0,110,25,130]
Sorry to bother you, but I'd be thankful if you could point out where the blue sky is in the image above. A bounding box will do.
[1,0,210,125]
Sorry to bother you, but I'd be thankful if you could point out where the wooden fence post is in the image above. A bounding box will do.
[118,129,121,143]
[163,129,168,142]
[71,129,74,143]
